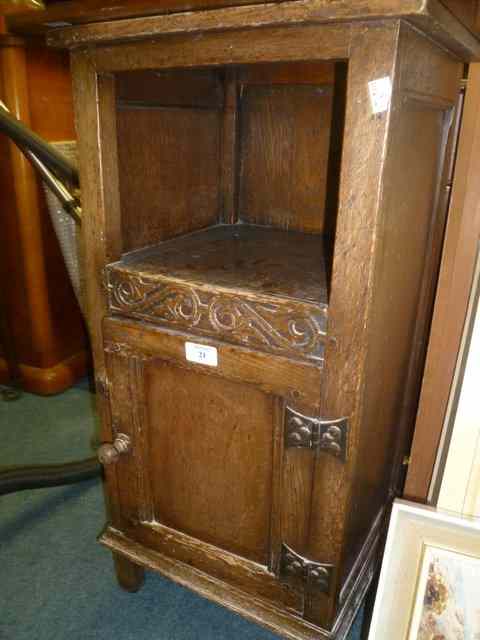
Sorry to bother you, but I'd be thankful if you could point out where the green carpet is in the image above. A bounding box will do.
[0,381,363,639]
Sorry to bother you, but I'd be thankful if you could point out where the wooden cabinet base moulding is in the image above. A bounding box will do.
[14,2,479,638]
[99,510,383,640]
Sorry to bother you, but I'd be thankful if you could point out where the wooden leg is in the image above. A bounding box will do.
[113,553,145,592]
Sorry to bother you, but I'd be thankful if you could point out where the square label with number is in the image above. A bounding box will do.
[368,77,392,114]
[185,342,218,367]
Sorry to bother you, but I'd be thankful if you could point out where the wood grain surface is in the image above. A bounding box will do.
[106,225,328,362]
[405,64,480,501]
[63,8,472,639]
[238,84,333,232]
[6,0,480,59]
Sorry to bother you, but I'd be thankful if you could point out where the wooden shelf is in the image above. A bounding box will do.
[106,224,328,362]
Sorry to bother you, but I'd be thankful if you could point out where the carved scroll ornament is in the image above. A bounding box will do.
[106,270,327,362]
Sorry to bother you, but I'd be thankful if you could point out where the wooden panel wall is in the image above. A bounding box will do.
[238,85,333,232]
[115,62,337,252]
[116,70,223,252]
[237,62,335,233]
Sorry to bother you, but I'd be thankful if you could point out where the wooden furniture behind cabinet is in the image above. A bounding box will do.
[0,29,88,395]
[405,63,480,503]
[11,2,480,638]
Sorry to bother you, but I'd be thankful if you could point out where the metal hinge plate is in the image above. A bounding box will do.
[280,543,334,595]
[285,406,348,460]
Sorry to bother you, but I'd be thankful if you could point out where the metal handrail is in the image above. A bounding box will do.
[0,100,82,223]
[0,100,78,184]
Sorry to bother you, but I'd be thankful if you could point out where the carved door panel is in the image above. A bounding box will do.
[102,318,325,611]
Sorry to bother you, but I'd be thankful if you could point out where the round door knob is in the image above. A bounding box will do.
[97,433,131,465]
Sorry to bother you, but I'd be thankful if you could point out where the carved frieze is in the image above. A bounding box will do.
[106,270,327,362]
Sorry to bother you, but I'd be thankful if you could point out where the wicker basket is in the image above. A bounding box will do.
[42,140,86,318]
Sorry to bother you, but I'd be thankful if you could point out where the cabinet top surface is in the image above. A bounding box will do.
[6,0,480,60]
[4,0,478,29]
[110,224,328,306]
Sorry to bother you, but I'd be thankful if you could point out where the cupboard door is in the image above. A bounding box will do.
[146,361,277,564]
[102,321,323,611]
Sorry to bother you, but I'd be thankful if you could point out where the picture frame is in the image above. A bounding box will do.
[368,499,480,640]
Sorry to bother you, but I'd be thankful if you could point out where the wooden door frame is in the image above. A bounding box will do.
[404,63,480,503]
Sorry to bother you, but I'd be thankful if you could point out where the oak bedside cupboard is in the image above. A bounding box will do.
[9,2,480,638]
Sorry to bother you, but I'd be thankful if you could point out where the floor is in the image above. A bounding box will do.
[0,380,363,640]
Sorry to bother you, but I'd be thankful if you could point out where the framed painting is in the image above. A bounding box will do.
[368,499,480,639]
